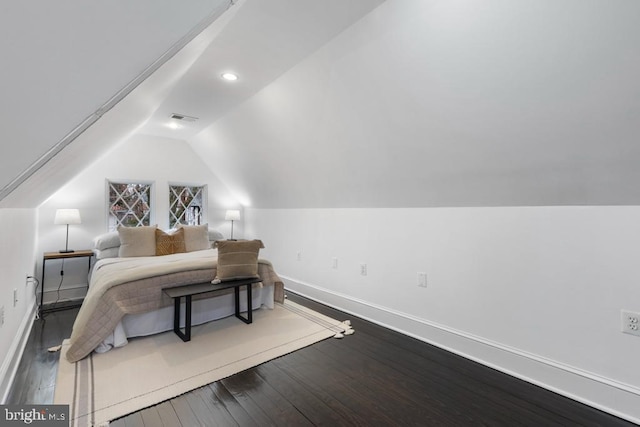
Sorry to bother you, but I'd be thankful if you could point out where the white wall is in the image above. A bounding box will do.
[0,209,38,402]
[246,206,640,423]
[36,134,241,304]
[185,0,640,421]
[190,0,640,208]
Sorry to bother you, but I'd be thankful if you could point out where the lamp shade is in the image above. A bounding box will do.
[54,209,82,225]
[225,210,240,221]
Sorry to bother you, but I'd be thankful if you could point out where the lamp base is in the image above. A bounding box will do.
[59,249,75,253]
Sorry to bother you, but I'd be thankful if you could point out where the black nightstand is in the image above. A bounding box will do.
[40,250,93,315]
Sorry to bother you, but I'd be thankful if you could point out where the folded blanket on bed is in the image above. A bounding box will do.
[65,249,284,362]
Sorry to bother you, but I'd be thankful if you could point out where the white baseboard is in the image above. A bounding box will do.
[42,284,87,305]
[282,276,640,425]
[0,301,36,404]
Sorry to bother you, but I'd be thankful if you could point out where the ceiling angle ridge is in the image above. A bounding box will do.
[96,0,236,118]
[0,0,237,204]
[0,113,101,203]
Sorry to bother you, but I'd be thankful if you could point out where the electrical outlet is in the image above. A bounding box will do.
[417,272,427,288]
[332,257,338,269]
[360,264,367,276]
[297,251,302,261]
[621,310,640,337]
[13,289,17,307]
[0,305,4,327]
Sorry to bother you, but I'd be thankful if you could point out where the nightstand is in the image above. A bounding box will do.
[40,250,93,315]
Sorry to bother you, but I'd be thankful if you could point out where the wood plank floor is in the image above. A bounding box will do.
[6,292,636,426]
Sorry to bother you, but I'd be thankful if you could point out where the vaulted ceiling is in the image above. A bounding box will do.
[0,0,384,207]
[2,0,640,209]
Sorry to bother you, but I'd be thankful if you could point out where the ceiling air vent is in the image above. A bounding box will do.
[170,113,198,122]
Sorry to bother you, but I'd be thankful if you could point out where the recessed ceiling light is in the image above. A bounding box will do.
[167,122,181,130]
[221,72,239,81]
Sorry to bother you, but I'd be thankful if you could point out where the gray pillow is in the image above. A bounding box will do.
[117,225,157,257]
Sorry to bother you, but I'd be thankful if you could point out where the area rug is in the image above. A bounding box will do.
[53,300,352,427]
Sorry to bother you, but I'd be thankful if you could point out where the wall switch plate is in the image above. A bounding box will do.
[297,251,302,261]
[417,272,427,288]
[0,305,4,326]
[621,310,640,336]
[360,264,367,276]
[332,257,338,269]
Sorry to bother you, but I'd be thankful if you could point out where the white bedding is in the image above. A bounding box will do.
[95,283,274,353]
[68,248,283,359]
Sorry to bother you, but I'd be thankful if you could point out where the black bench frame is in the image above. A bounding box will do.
[162,277,260,342]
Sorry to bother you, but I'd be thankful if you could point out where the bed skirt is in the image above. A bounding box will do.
[94,284,274,353]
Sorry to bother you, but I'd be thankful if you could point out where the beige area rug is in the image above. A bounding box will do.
[54,300,352,427]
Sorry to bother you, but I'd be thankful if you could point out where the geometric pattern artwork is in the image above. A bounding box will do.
[169,185,204,228]
[107,182,152,231]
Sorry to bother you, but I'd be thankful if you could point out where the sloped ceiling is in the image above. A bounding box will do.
[3,0,640,209]
[0,0,233,207]
[0,0,385,207]
[141,0,388,140]
[190,0,640,208]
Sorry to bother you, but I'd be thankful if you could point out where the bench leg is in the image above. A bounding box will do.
[173,295,192,342]
[234,283,253,324]
[173,297,180,335]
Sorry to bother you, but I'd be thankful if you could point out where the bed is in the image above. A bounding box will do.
[64,225,284,363]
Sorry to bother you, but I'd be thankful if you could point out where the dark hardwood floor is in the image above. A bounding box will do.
[6,308,79,406]
[7,292,636,426]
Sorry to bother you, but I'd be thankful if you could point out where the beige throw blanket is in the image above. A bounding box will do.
[65,249,284,363]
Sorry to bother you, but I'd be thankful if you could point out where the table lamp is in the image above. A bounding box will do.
[54,209,82,253]
[225,209,240,240]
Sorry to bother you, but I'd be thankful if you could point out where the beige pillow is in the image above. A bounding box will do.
[117,225,157,257]
[177,223,210,252]
[212,239,264,284]
[156,228,186,256]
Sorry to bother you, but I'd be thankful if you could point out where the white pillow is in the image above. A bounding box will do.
[93,231,120,251]
[177,223,210,252]
[208,228,224,243]
[117,225,157,257]
[94,247,119,260]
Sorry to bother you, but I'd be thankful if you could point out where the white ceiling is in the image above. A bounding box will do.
[3,0,640,209]
[0,0,385,207]
[0,0,230,199]
[140,0,387,140]
[188,0,640,208]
